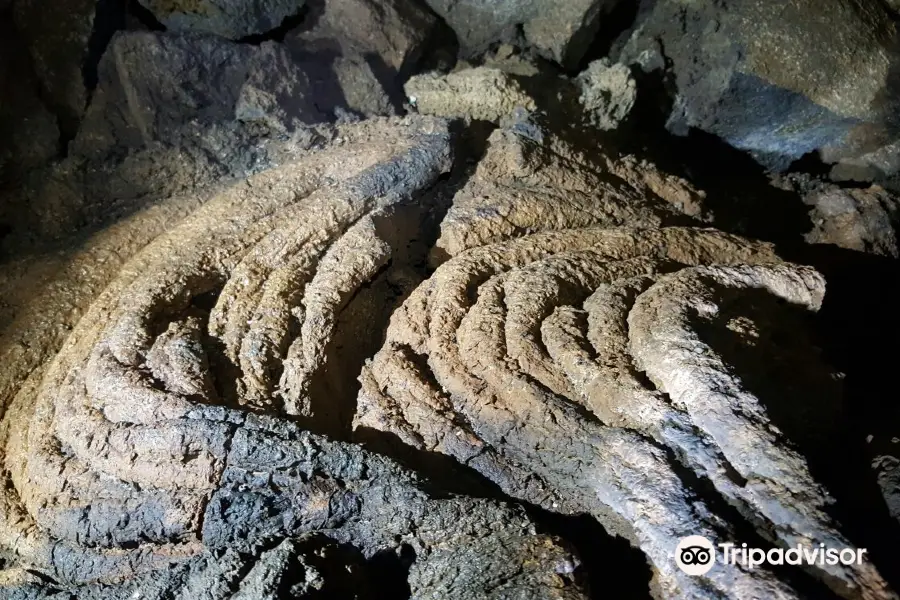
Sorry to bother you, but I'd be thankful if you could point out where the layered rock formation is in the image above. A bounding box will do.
[0,117,587,599]
[355,130,896,599]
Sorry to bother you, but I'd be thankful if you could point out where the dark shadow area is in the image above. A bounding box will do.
[527,509,654,600]
[126,0,167,31]
[573,0,641,74]
[84,0,127,99]
[238,7,310,45]
[612,69,813,245]
[694,288,843,457]
[355,427,659,600]
[245,535,414,599]
[776,242,900,589]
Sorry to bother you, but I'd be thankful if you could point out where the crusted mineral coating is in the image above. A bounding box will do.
[356,225,896,599]
[0,116,586,599]
[406,67,539,123]
[431,126,707,263]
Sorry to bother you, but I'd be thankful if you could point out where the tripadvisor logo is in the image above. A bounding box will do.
[675,536,868,576]
[676,536,716,575]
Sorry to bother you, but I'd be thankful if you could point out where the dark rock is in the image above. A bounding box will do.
[421,0,617,68]
[0,20,59,185]
[805,185,900,257]
[136,0,305,39]
[615,0,900,175]
[73,32,325,160]
[776,174,900,257]
[13,0,96,136]
[287,0,439,77]
[283,0,441,117]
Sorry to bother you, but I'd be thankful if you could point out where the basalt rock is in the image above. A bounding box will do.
[136,0,305,39]
[73,32,327,161]
[804,184,900,258]
[406,67,539,123]
[0,117,587,599]
[421,0,617,68]
[615,0,900,176]
[357,186,895,598]
[286,0,440,78]
[576,58,636,131]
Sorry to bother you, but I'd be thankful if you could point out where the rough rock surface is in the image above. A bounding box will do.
[357,216,895,597]
[12,0,96,135]
[73,32,327,160]
[406,67,538,123]
[576,58,636,131]
[870,436,900,525]
[137,0,306,39]
[287,0,439,78]
[0,117,587,599]
[421,0,614,68]
[804,184,900,257]
[282,0,441,116]
[431,123,708,261]
[615,0,900,174]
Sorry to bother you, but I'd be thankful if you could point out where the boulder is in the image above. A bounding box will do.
[287,0,439,77]
[421,0,618,68]
[406,67,538,123]
[73,32,327,160]
[800,182,900,258]
[13,0,96,135]
[615,0,900,175]
[576,58,636,131]
[283,0,442,117]
[136,0,305,39]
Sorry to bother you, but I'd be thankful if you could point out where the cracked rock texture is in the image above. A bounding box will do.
[576,58,636,131]
[0,116,587,599]
[804,184,900,258]
[406,67,539,123]
[615,0,900,177]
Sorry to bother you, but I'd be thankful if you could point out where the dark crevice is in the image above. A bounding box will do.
[572,0,642,74]
[526,508,653,600]
[238,8,309,45]
[126,0,167,31]
[83,0,127,98]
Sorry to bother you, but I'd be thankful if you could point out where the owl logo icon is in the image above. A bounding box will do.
[676,536,716,575]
